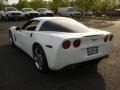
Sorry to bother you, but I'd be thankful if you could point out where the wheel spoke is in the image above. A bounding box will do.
[34,48,43,70]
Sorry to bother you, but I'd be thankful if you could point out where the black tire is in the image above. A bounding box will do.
[0,15,2,20]
[6,14,10,21]
[33,45,49,72]
[25,14,29,20]
[9,32,15,47]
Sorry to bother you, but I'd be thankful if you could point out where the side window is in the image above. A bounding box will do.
[40,21,59,31]
[22,20,39,31]
[40,21,71,32]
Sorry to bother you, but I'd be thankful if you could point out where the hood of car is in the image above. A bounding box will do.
[24,11,39,14]
[7,11,22,14]
[41,10,54,14]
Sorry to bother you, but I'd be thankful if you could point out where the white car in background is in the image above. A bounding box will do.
[0,7,23,20]
[36,8,54,16]
[22,8,39,19]
[58,7,81,18]
[9,17,113,72]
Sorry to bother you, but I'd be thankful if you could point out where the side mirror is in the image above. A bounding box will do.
[16,26,21,31]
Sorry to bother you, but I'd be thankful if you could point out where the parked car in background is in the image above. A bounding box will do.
[106,9,120,17]
[58,7,81,18]
[36,8,54,16]
[22,8,39,19]
[9,17,113,72]
[0,7,23,20]
[84,10,93,16]
[93,10,103,16]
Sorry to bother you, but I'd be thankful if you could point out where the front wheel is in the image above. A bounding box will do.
[33,45,49,72]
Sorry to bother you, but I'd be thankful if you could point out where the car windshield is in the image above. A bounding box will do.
[40,19,89,33]
[6,7,17,11]
[68,8,80,12]
[24,8,34,11]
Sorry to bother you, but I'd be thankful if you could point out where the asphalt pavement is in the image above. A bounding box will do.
[0,20,120,90]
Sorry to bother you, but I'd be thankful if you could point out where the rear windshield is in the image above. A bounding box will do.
[40,19,89,33]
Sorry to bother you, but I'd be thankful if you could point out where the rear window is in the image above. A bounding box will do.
[68,8,80,12]
[40,19,89,33]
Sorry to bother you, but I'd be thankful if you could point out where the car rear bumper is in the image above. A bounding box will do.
[63,55,108,69]
[50,53,109,70]
[49,43,112,70]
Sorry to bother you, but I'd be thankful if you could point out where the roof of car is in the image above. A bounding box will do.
[37,8,47,9]
[33,17,72,21]
[22,8,33,9]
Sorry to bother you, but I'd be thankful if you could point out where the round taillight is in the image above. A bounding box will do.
[62,40,71,49]
[104,35,108,42]
[73,39,81,48]
[109,35,113,41]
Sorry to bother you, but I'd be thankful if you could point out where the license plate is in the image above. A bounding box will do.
[87,47,98,55]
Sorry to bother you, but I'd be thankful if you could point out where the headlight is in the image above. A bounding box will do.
[7,13,12,16]
[26,13,30,15]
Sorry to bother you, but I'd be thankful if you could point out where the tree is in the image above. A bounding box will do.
[61,0,69,7]
[16,0,29,10]
[75,0,102,9]
[49,0,62,9]
[101,0,117,9]
[14,0,118,10]
[49,0,70,9]
[75,0,117,10]
[29,0,45,9]
[0,2,5,10]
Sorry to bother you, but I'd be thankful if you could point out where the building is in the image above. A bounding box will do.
[0,0,8,5]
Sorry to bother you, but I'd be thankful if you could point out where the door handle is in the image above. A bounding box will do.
[30,33,33,37]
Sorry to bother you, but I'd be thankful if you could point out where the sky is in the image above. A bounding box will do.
[8,0,19,5]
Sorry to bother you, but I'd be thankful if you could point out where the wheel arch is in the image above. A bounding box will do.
[32,42,49,69]
[33,43,43,51]
[9,29,13,37]
[32,42,47,60]
[9,29,14,38]
[9,29,11,33]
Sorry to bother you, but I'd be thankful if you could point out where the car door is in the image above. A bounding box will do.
[15,20,40,53]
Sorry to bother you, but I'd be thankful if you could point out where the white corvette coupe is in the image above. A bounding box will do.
[9,17,113,71]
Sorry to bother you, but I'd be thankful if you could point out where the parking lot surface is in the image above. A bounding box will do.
[0,19,120,90]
